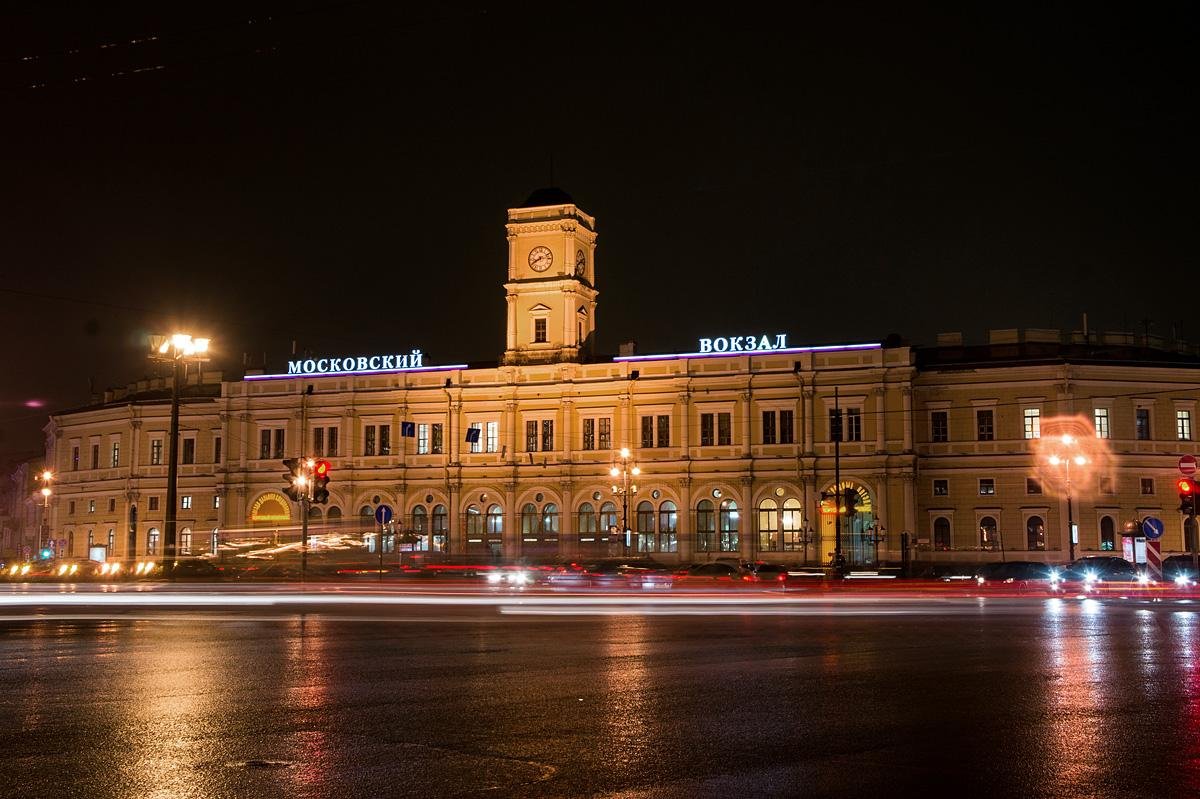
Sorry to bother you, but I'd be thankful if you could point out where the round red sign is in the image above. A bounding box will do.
[1180,455,1198,476]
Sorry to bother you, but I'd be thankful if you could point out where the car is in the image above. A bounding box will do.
[546,558,673,589]
[672,561,753,585]
[744,562,792,585]
[1053,556,1142,594]
[974,561,1054,592]
[1161,555,1199,588]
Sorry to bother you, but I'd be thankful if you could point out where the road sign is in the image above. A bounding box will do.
[1181,455,1198,476]
[1142,516,1165,540]
[374,505,393,525]
[1147,540,1163,579]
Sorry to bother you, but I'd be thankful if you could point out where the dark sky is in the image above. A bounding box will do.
[0,2,1195,459]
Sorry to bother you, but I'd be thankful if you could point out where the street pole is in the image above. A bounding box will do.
[1067,471,1075,563]
[833,386,843,574]
[163,356,182,579]
[300,386,310,583]
[1190,500,1197,578]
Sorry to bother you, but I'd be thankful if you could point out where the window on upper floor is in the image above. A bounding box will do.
[181,496,192,510]
[1094,408,1110,439]
[933,479,948,497]
[640,415,669,448]
[762,411,777,445]
[526,420,538,452]
[717,412,731,446]
[931,411,948,443]
[486,421,499,453]
[150,439,163,465]
[182,438,195,465]
[779,410,794,444]
[1141,478,1155,495]
[260,429,285,459]
[979,478,995,496]
[213,436,222,464]
[541,419,554,451]
[90,444,99,469]
[110,441,120,468]
[534,318,547,343]
[71,446,79,471]
[976,410,994,441]
[1023,408,1041,439]
[1178,410,1192,441]
[582,417,612,451]
[1136,408,1151,440]
[431,423,443,455]
[148,496,159,511]
[1026,478,1042,495]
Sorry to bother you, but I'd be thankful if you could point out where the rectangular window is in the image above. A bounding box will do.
[430,423,442,455]
[108,498,116,512]
[1026,478,1042,495]
[534,318,547,343]
[180,530,192,556]
[213,495,221,509]
[582,418,595,451]
[641,416,654,448]
[260,430,271,459]
[717,412,731,446]
[110,442,120,468]
[829,409,842,442]
[700,413,714,447]
[91,444,99,469]
[762,411,777,445]
[1023,408,1041,439]
[88,499,95,514]
[379,424,391,456]
[976,409,994,441]
[657,415,670,448]
[365,425,377,456]
[541,419,554,451]
[181,496,192,510]
[846,408,862,442]
[1094,408,1110,439]
[150,439,163,465]
[417,424,429,455]
[933,479,948,497]
[598,418,611,450]
[272,429,285,459]
[1141,478,1155,495]
[182,438,195,465]
[148,496,159,511]
[931,411,949,443]
[979,478,995,496]
[327,428,339,457]
[1178,410,1192,441]
[780,409,794,444]
[69,500,76,515]
[1100,476,1114,494]
[1136,408,1151,440]
[72,446,79,471]
[526,420,538,452]
[313,427,324,457]
[486,421,499,453]
[213,436,222,464]
[469,422,484,453]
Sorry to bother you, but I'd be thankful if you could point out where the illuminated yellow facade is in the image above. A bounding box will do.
[34,194,1200,569]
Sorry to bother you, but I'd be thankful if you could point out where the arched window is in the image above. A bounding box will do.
[719,499,740,552]
[636,501,655,553]
[308,506,323,520]
[107,529,115,553]
[599,501,618,535]
[697,499,716,551]
[577,502,597,535]
[542,503,559,536]
[521,503,539,536]
[782,498,802,551]
[432,505,448,551]
[1100,515,1115,552]
[147,527,160,555]
[412,505,428,533]
[87,530,94,549]
[180,527,192,555]
[486,504,504,536]
[466,504,484,538]
[1027,515,1046,551]
[658,501,678,552]
[359,505,374,526]
[980,516,999,551]
[758,498,779,551]
[326,506,342,521]
[934,517,951,550]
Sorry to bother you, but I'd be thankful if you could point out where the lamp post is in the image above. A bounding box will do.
[800,524,817,566]
[865,521,887,566]
[37,470,53,558]
[148,333,210,578]
[1047,434,1087,564]
[610,447,640,555]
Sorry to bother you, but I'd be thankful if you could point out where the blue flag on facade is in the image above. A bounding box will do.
[400,421,416,437]
[465,427,481,444]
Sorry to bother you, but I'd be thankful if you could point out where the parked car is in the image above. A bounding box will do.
[1053,556,1140,593]
[1161,555,1199,587]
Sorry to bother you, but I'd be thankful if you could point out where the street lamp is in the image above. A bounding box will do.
[1047,433,1087,563]
[865,521,887,566]
[800,524,817,566]
[148,333,211,578]
[37,470,53,559]
[610,447,640,555]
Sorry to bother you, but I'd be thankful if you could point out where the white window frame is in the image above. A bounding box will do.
[1093,406,1111,439]
[978,478,996,496]
[1022,407,1041,439]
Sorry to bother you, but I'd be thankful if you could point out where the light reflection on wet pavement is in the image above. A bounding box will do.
[1,596,1198,798]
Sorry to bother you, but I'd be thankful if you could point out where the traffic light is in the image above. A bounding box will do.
[1179,477,1197,515]
[282,458,304,502]
[844,487,859,516]
[312,459,331,504]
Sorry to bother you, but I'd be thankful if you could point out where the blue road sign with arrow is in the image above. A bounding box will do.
[1142,516,1164,540]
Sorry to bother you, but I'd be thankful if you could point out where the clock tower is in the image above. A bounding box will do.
[502,188,599,365]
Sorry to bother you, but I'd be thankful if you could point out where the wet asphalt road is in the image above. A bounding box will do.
[2,593,1199,798]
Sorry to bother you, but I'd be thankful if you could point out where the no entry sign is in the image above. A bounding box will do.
[1180,455,1198,476]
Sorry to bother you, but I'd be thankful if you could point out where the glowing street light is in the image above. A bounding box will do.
[148,332,212,578]
[610,448,640,554]
[1046,434,1088,563]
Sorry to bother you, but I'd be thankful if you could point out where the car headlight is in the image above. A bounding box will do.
[1137,573,1150,585]
[1049,570,1060,583]
[487,572,502,584]
[512,571,529,585]
[1084,571,1098,584]
[1176,575,1193,587]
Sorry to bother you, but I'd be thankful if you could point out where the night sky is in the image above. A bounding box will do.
[0,3,1194,460]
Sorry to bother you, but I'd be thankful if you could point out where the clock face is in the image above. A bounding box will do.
[528,245,553,272]
[575,249,586,276]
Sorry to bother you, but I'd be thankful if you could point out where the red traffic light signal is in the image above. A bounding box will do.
[312,459,331,504]
[313,460,331,478]
[1179,477,1196,495]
